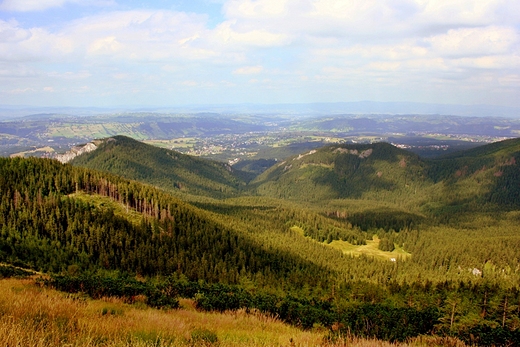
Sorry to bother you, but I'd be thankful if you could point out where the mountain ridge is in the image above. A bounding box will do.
[70,135,252,199]
[3,137,520,345]
[69,135,520,211]
[252,137,520,213]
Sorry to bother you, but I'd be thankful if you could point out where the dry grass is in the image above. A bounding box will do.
[0,278,466,347]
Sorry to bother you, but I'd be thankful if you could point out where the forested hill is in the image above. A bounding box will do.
[69,135,520,211]
[423,137,520,210]
[0,157,333,289]
[70,135,250,199]
[251,138,520,211]
[3,146,520,344]
[251,142,429,202]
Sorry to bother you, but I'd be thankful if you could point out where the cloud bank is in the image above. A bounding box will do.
[0,0,519,107]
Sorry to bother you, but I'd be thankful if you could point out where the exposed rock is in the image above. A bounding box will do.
[55,141,98,163]
[472,268,482,277]
[333,147,372,158]
[358,149,373,158]
[294,150,317,160]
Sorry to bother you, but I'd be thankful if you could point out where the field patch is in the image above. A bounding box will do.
[327,236,410,261]
[9,146,55,158]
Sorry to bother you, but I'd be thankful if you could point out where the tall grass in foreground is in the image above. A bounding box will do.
[0,278,467,347]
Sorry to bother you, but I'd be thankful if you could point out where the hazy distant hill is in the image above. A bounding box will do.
[70,135,251,199]
[3,101,519,118]
[291,114,520,137]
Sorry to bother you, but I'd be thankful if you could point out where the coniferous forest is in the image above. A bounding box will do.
[2,136,520,346]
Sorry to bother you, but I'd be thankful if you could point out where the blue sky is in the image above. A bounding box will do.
[0,0,519,108]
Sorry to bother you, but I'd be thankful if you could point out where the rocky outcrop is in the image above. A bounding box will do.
[55,141,98,163]
[334,147,373,158]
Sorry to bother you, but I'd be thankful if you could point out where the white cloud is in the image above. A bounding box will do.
[224,0,291,18]
[233,65,263,74]
[0,20,74,61]
[64,10,225,62]
[0,0,69,12]
[449,55,520,70]
[222,0,520,44]
[7,87,35,94]
[88,36,123,55]
[498,74,520,87]
[0,0,519,106]
[416,0,518,28]
[427,26,518,57]
[47,70,91,79]
[213,20,289,47]
[0,0,114,12]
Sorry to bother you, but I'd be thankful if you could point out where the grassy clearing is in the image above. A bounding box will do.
[9,146,55,158]
[47,123,149,140]
[144,138,198,150]
[67,192,144,226]
[288,224,411,262]
[0,278,467,347]
[327,236,411,261]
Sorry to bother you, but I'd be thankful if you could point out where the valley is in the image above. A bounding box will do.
[2,113,517,164]
[1,114,520,346]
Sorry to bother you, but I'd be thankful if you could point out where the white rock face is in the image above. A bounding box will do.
[334,147,373,158]
[55,142,98,163]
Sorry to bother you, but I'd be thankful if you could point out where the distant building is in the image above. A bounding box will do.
[472,268,482,276]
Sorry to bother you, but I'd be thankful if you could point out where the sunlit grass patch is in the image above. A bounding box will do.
[327,236,410,261]
[0,278,468,346]
[0,278,320,346]
[68,192,144,225]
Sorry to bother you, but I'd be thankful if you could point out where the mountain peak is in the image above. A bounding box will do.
[69,135,248,199]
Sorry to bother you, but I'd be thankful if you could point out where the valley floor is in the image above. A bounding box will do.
[0,277,468,347]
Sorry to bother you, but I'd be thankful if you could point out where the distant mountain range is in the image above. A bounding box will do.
[1,101,519,119]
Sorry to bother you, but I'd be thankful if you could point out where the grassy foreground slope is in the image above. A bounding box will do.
[1,276,469,347]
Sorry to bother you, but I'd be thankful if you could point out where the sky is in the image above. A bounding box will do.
[0,0,519,108]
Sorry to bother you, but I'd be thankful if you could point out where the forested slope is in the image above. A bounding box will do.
[251,138,520,213]
[70,135,249,199]
[69,135,520,213]
[251,142,430,204]
[425,137,520,211]
[0,157,334,290]
[3,151,520,344]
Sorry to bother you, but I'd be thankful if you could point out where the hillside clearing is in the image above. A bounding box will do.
[327,236,411,261]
